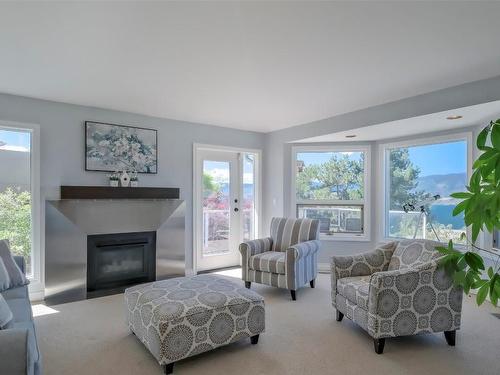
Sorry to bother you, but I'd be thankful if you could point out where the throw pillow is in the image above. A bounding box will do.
[0,294,13,329]
[0,239,29,291]
[0,258,11,291]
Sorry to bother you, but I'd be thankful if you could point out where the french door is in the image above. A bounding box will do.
[194,147,259,272]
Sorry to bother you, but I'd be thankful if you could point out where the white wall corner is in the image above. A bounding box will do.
[185,268,196,277]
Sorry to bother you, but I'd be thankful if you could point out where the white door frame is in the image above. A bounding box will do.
[0,120,42,300]
[192,143,262,274]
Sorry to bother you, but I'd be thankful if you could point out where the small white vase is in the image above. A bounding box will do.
[120,171,130,187]
[110,180,119,187]
[131,180,138,187]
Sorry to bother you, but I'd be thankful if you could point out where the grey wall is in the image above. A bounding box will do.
[263,76,500,264]
[0,93,265,273]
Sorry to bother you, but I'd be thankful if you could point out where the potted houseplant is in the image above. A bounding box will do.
[130,172,139,187]
[108,172,120,187]
[437,119,500,306]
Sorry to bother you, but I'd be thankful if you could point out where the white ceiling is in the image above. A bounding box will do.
[294,100,500,143]
[1,1,500,133]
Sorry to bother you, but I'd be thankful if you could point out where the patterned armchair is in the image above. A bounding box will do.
[331,239,463,354]
[239,217,320,301]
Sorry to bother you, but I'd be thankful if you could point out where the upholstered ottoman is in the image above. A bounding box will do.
[124,274,265,374]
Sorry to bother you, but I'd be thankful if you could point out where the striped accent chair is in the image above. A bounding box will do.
[239,217,320,300]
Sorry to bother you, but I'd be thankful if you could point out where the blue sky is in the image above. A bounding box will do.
[407,141,466,176]
[0,129,31,151]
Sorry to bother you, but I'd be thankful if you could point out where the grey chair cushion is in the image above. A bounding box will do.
[336,275,371,311]
[249,251,286,274]
[0,294,13,329]
[0,240,29,291]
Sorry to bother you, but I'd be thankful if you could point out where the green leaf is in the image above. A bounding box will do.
[492,122,500,150]
[471,279,488,289]
[435,246,451,254]
[452,200,468,216]
[489,274,498,305]
[476,282,489,305]
[487,266,494,279]
[450,192,472,199]
[469,170,482,192]
[490,290,498,306]
[453,270,466,285]
[496,157,500,183]
[477,126,489,150]
[464,252,485,270]
[457,255,467,270]
[471,222,481,242]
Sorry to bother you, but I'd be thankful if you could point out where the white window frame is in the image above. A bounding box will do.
[379,132,473,243]
[0,120,42,300]
[291,145,371,242]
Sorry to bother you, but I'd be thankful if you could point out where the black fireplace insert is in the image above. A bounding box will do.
[87,231,156,295]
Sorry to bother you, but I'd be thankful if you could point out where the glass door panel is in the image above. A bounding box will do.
[242,153,256,241]
[202,160,231,256]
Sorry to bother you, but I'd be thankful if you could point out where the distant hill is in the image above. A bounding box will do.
[219,183,254,198]
[414,173,467,197]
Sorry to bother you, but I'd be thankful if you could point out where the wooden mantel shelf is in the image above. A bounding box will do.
[60,186,180,200]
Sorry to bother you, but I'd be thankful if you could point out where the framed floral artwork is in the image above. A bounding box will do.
[85,121,158,174]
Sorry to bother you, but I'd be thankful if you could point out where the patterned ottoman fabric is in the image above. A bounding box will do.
[124,274,265,367]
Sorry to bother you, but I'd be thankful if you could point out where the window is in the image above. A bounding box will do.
[383,136,469,243]
[292,146,370,240]
[0,122,40,299]
[0,126,39,278]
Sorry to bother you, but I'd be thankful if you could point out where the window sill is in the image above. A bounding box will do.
[381,237,468,249]
[320,234,371,242]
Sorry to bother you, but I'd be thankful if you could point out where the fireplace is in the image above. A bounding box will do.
[87,231,156,295]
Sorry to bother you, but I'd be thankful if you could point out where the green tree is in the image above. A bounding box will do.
[203,173,220,196]
[0,188,32,271]
[296,154,364,200]
[389,148,427,210]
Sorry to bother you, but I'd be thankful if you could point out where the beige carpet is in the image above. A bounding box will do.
[34,272,500,375]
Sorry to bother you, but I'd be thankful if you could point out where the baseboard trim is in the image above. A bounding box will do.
[29,290,45,303]
[318,263,331,273]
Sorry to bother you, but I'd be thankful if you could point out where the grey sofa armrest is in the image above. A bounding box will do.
[239,237,273,282]
[13,256,26,275]
[0,329,29,375]
[239,237,273,258]
[287,240,321,260]
[330,242,398,307]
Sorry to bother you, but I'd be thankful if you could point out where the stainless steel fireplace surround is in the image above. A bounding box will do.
[45,199,185,305]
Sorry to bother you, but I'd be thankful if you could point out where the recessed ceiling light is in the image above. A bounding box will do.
[446,115,463,120]
[345,134,356,138]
